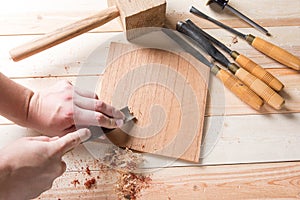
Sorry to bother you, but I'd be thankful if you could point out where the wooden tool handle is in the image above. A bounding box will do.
[247,35,300,71]
[234,53,284,92]
[235,67,285,110]
[9,6,120,61]
[214,67,264,110]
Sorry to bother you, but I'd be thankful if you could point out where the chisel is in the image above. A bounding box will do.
[190,6,300,71]
[177,21,285,110]
[185,19,284,92]
[162,28,263,110]
[206,0,271,36]
[84,106,135,143]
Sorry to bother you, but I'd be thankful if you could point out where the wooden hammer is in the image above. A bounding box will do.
[9,0,166,62]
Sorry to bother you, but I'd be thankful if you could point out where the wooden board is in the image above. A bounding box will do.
[0,0,299,199]
[97,42,210,162]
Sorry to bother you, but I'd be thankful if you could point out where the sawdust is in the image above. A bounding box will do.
[232,36,238,44]
[101,147,151,200]
[102,147,144,172]
[116,172,152,200]
[84,178,96,189]
[72,147,151,199]
[85,166,91,176]
[71,179,80,187]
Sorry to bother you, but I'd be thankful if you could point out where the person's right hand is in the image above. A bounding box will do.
[26,80,125,137]
[0,128,91,200]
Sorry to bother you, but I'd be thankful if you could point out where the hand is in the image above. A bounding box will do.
[27,80,125,136]
[0,129,91,200]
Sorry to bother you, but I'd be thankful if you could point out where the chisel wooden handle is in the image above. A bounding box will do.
[212,65,263,110]
[246,35,300,71]
[231,51,284,92]
[233,65,285,110]
[9,6,120,61]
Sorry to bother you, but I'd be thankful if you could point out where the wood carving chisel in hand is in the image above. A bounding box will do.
[84,106,135,143]
[162,28,264,110]
[185,19,284,92]
[206,0,271,36]
[190,6,300,71]
[177,21,285,110]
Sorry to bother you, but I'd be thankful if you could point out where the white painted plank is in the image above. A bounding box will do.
[0,27,299,80]
[1,112,299,169]
[36,161,300,200]
[0,33,120,78]
[0,0,299,35]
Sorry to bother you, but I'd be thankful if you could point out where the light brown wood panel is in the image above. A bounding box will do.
[37,161,300,199]
[98,42,210,162]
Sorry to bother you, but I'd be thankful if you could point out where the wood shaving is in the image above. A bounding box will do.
[84,178,96,189]
[71,179,80,187]
[101,147,151,199]
[232,36,238,44]
[85,166,91,175]
[102,147,144,172]
[74,147,151,199]
[116,172,152,200]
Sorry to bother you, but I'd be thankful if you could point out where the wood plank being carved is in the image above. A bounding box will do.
[97,42,210,162]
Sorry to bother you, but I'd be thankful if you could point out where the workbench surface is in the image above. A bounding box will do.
[1,0,299,199]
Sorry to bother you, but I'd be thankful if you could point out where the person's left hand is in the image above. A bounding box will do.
[0,128,91,200]
[26,80,125,137]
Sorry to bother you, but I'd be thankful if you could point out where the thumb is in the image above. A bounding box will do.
[53,128,91,155]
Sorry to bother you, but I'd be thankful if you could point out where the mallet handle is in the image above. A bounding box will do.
[10,6,120,61]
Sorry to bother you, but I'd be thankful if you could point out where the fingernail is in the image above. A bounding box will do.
[116,119,124,128]
[78,128,92,142]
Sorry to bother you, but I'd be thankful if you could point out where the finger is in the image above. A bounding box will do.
[74,107,124,128]
[28,136,52,142]
[74,96,125,120]
[49,136,60,141]
[52,129,91,155]
[74,87,98,99]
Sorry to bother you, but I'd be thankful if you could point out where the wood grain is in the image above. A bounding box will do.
[9,6,120,61]
[1,110,300,167]
[0,67,299,125]
[234,53,284,92]
[37,161,300,199]
[251,36,300,70]
[1,0,299,35]
[0,0,299,199]
[98,42,210,162]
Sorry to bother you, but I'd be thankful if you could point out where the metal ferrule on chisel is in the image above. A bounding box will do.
[176,20,285,110]
[163,27,263,110]
[185,19,284,92]
[190,6,300,71]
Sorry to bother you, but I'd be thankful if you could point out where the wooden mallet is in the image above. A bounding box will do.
[9,0,166,62]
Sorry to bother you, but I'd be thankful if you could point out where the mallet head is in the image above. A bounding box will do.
[110,0,167,39]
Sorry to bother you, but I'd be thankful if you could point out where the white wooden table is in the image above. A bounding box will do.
[1,0,300,199]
